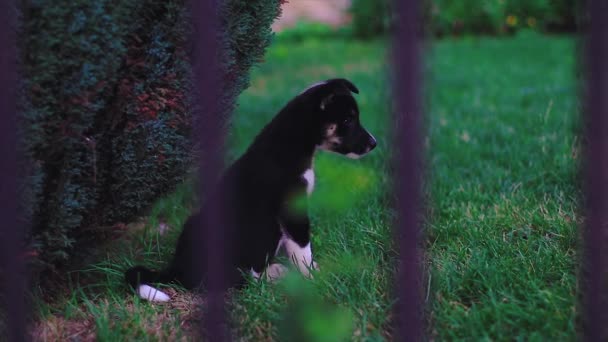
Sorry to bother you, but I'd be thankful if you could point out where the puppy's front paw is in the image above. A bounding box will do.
[265,263,288,282]
[283,239,317,278]
[301,260,319,279]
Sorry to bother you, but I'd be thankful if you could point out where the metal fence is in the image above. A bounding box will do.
[1,0,607,340]
[1,0,27,341]
[192,0,229,339]
[581,0,608,340]
[391,0,424,340]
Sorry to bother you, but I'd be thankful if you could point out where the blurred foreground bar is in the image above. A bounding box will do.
[391,0,424,341]
[0,1,26,341]
[191,0,230,340]
[583,0,608,341]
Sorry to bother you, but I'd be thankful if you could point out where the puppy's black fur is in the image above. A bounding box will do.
[125,78,377,299]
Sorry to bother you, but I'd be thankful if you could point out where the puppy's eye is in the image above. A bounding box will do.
[343,116,355,125]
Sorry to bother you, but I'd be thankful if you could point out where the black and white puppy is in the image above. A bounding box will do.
[125,78,377,302]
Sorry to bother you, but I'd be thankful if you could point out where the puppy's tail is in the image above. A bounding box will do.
[125,265,174,302]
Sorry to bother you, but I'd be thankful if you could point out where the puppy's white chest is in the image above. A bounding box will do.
[302,168,315,195]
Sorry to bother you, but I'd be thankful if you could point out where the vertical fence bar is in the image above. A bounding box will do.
[391,0,424,341]
[191,0,230,340]
[582,0,608,340]
[0,1,26,341]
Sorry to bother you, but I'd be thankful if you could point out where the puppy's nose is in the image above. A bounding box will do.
[368,134,377,150]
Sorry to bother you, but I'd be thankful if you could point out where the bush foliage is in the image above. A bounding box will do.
[349,0,579,38]
[429,0,579,36]
[349,0,392,39]
[20,0,281,276]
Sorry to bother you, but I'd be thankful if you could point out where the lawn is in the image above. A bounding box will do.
[33,32,579,341]
[425,33,579,340]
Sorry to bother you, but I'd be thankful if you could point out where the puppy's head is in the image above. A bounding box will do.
[302,79,377,159]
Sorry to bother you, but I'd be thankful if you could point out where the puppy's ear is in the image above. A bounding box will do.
[324,78,359,94]
[318,78,359,110]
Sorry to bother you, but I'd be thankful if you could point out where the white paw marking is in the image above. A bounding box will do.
[302,169,315,195]
[265,263,288,281]
[137,285,170,302]
[283,239,316,277]
[251,264,288,283]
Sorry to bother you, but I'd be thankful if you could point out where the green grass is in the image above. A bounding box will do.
[426,32,579,340]
[32,31,580,341]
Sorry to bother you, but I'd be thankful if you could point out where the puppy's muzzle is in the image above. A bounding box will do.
[346,131,377,159]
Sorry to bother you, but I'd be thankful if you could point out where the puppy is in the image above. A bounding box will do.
[125,78,377,302]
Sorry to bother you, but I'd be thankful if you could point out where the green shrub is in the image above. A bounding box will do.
[548,0,579,31]
[20,0,281,277]
[275,22,350,44]
[349,0,392,39]
[348,0,578,38]
[430,0,506,35]
[426,0,579,36]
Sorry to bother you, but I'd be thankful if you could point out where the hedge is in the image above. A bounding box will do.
[429,0,580,36]
[349,0,579,38]
[19,0,281,277]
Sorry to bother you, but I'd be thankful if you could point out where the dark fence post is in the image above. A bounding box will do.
[582,0,608,340]
[391,0,424,341]
[191,0,230,340]
[0,1,26,341]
